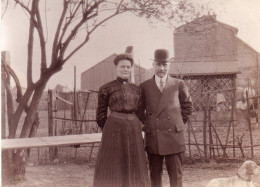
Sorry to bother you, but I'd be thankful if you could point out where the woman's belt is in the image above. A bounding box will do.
[109,111,136,120]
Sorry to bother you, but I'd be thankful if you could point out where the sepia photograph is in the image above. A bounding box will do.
[1,0,260,186]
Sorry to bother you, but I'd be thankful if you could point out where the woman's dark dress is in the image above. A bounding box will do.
[93,77,150,187]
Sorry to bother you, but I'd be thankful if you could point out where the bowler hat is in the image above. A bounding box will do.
[114,53,134,66]
[153,49,170,63]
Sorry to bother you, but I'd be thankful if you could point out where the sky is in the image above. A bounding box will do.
[1,0,260,90]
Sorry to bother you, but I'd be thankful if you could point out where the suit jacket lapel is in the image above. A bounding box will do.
[156,76,173,116]
[150,76,162,95]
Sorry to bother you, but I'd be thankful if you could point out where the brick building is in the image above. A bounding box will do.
[81,54,147,91]
[173,15,260,89]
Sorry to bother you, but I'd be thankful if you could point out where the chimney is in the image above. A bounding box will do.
[125,46,133,54]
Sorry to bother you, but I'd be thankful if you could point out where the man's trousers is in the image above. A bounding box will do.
[147,152,184,187]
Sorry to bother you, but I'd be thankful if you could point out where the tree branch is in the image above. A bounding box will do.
[58,1,82,46]
[35,1,47,75]
[1,0,9,19]
[63,33,90,63]
[27,0,38,86]
[5,64,23,102]
[116,0,124,13]
[63,7,124,63]
[10,87,35,138]
[13,0,32,14]
[1,59,14,137]
[62,2,127,64]
[64,2,99,42]
[51,0,69,65]
[20,80,47,138]
[2,80,14,136]
[57,1,101,62]
[88,11,122,36]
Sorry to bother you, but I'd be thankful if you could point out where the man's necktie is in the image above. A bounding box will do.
[159,78,164,92]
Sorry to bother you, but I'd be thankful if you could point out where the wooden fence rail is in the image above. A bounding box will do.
[1,133,102,150]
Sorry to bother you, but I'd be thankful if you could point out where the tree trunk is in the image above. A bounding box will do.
[2,150,26,183]
[2,80,48,182]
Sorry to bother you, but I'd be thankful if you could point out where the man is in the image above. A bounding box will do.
[139,49,193,187]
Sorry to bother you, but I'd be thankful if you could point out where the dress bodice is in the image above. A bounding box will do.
[96,77,142,128]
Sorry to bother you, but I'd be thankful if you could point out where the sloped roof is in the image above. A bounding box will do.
[81,53,147,75]
[236,37,260,54]
[81,54,117,75]
[175,15,238,35]
[169,61,240,76]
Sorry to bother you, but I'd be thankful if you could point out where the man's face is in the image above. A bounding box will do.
[153,61,170,78]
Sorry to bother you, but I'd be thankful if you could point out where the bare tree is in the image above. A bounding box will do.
[1,0,206,181]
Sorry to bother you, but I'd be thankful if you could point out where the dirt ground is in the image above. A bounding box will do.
[2,161,260,187]
[3,112,260,187]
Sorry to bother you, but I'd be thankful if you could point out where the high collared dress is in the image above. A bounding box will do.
[93,77,150,187]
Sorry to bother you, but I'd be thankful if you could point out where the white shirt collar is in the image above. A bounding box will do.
[155,74,167,83]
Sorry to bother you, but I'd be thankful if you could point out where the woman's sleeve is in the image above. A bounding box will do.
[137,86,146,124]
[96,86,109,128]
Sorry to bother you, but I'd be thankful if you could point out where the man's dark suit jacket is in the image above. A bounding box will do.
[139,76,193,155]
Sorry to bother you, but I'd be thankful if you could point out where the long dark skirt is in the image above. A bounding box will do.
[93,114,150,187]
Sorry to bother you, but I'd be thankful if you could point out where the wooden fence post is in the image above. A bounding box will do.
[48,90,55,159]
[246,90,254,158]
[208,110,214,159]
[232,88,236,158]
[203,93,210,162]
[48,90,53,137]
[203,109,208,162]
[187,119,191,161]
[1,79,6,139]
[1,51,11,139]
[256,55,259,125]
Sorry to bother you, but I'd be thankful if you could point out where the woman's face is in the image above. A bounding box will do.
[116,59,132,79]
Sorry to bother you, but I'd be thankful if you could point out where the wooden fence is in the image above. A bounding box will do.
[186,92,259,162]
[47,89,99,160]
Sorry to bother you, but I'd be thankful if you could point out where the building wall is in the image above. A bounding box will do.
[236,39,260,88]
[174,23,237,62]
[173,18,259,91]
[81,55,116,91]
[133,64,147,85]
[81,55,147,91]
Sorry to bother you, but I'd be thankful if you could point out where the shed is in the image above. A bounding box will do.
[81,54,147,91]
[173,15,260,90]
[170,61,240,111]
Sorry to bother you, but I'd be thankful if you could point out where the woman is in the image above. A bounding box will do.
[93,53,150,187]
